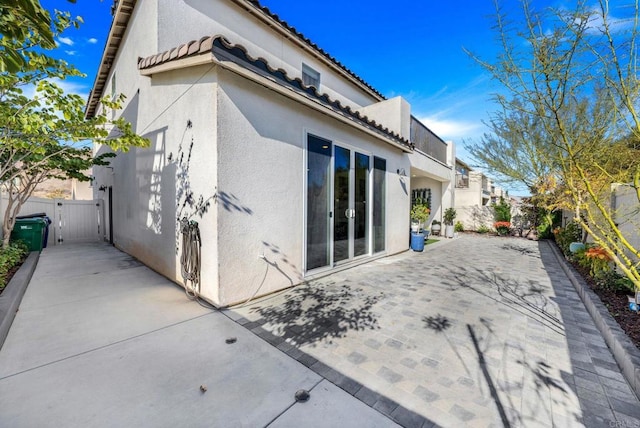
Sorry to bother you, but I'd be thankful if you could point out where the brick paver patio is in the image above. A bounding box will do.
[229,235,640,427]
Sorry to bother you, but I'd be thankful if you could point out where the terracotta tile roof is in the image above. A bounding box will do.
[138,35,412,150]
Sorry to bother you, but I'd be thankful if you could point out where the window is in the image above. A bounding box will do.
[411,188,431,211]
[302,63,320,89]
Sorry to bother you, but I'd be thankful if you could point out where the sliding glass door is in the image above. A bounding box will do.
[306,134,384,272]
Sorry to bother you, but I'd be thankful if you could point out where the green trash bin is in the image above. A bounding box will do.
[11,218,47,251]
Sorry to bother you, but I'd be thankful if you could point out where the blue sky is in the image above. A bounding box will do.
[41,1,504,157]
[38,0,635,194]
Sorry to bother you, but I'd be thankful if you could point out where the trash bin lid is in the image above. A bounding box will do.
[15,212,47,219]
[14,218,47,225]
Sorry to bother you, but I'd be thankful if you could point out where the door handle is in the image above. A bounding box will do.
[344,209,351,218]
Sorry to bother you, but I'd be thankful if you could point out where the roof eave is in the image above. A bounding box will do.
[85,0,137,119]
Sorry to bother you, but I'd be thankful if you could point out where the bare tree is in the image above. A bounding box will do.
[467,0,640,290]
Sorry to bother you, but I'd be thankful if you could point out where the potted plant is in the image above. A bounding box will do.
[410,202,430,251]
[431,219,441,236]
[443,207,457,238]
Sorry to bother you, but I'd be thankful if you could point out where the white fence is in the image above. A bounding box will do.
[0,194,104,246]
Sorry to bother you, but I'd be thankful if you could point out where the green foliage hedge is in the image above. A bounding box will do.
[0,241,28,290]
[555,222,582,256]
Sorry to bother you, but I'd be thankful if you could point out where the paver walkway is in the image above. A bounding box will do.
[230,235,640,427]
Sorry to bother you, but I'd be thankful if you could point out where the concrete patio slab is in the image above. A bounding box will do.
[0,311,322,427]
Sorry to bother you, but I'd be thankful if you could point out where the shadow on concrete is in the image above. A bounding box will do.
[467,323,511,428]
[250,282,383,347]
[501,243,539,258]
[442,265,564,337]
[423,313,451,332]
[235,309,439,427]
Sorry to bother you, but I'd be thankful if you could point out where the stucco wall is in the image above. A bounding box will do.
[92,0,159,247]
[457,206,494,231]
[157,0,378,111]
[214,69,409,305]
[455,172,483,207]
[91,0,414,307]
[614,185,640,264]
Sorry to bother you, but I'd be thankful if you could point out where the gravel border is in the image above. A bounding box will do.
[0,251,40,351]
[548,241,640,400]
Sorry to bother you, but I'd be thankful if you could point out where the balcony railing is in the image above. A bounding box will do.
[410,117,448,164]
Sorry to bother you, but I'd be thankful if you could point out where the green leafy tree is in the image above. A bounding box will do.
[0,0,77,72]
[1,2,149,247]
[467,0,640,290]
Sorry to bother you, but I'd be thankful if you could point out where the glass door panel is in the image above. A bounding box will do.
[306,135,332,271]
[373,157,386,253]
[333,146,350,263]
[354,152,369,257]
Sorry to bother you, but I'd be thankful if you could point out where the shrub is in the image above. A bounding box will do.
[584,246,612,278]
[594,271,635,293]
[555,222,583,256]
[477,225,490,234]
[494,221,511,236]
[454,221,464,232]
[493,197,511,222]
[0,241,29,290]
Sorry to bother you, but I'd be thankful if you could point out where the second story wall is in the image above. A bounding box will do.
[157,0,381,111]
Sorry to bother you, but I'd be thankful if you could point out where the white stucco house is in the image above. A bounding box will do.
[87,0,455,307]
[454,158,508,230]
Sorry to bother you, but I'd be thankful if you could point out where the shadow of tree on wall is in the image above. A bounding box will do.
[171,120,253,252]
[260,241,298,284]
[173,122,216,222]
[216,191,253,214]
[251,282,383,347]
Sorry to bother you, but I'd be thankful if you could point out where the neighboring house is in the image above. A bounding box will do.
[454,158,508,230]
[87,0,455,307]
[31,176,93,201]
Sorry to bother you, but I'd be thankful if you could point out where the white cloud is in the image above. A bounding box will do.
[87,37,98,44]
[58,36,74,46]
[65,50,77,56]
[21,78,89,102]
[573,6,634,35]
[418,116,485,142]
